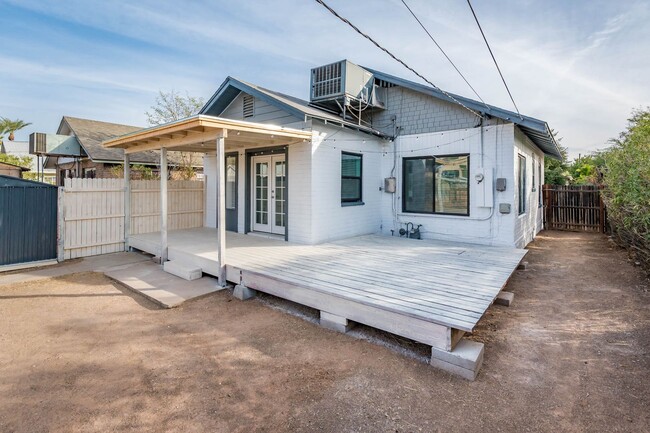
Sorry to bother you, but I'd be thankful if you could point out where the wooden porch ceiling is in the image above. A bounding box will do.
[102,115,313,154]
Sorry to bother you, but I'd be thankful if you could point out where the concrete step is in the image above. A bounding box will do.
[163,260,202,281]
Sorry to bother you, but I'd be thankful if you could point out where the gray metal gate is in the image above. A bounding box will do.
[0,175,58,267]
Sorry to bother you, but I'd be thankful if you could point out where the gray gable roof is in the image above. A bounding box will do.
[58,116,160,164]
[200,77,389,138]
[202,69,561,159]
[365,68,561,159]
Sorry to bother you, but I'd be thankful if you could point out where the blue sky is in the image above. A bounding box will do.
[1,0,648,159]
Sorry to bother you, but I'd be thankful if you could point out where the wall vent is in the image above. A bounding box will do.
[242,94,255,118]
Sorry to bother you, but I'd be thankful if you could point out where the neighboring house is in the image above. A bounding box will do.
[34,117,202,186]
[194,59,560,248]
[2,140,56,184]
[0,161,29,178]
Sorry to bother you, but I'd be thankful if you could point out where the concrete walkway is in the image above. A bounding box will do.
[105,262,225,308]
[0,252,151,286]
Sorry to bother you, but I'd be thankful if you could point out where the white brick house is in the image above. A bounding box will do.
[200,60,560,248]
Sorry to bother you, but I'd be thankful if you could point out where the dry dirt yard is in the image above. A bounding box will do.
[0,231,648,433]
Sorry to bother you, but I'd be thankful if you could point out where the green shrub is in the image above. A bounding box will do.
[602,108,650,271]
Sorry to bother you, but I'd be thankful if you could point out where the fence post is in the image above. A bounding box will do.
[599,186,605,234]
[57,186,65,262]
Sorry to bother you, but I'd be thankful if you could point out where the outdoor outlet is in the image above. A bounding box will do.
[499,203,511,214]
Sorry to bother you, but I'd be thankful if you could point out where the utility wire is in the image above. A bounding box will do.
[313,0,484,120]
[466,0,522,118]
[400,0,489,110]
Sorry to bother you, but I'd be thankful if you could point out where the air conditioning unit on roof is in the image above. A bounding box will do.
[310,60,385,115]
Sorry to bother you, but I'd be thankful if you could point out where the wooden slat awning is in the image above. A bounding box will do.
[102,115,312,154]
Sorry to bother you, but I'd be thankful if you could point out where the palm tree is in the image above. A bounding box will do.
[0,118,31,141]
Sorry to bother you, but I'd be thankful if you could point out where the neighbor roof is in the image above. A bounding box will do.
[0,161,30,171]
[201,77,389,139]
[365,68,562,159]
[57,116,160,164]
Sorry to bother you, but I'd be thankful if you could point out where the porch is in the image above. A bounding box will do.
[129,227,526,379]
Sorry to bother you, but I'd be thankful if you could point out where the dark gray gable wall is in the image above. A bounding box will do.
[218,92,302,126]
[369,86,485,137]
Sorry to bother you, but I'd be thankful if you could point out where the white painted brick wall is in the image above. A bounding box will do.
[513,126,545,248]
[379,123,519,247]
[310,123,387,243]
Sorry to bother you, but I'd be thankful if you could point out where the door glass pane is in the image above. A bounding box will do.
[434,155,469,215]
[255,162,268,225]
[404,158,434,213]
[226,156,236,210]
[274,160,286,227]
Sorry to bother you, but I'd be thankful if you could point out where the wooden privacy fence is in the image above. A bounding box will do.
[61,178,205,259]
[543,184,606,233]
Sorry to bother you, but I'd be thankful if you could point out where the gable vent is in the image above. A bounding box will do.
[243,94,254,118]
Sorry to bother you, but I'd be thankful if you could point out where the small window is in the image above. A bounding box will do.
[243,95,254,118]
[403,154,469,215]
[225,155,237,209]
[341,152,362,204]
[532,156,536,192]
[518,154,526,215]
[538,161,543,207]
[83,168,96,179]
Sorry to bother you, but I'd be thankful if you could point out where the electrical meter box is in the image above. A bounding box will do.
[384,177,396,193]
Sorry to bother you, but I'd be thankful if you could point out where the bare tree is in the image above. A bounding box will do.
[145,90,205,179]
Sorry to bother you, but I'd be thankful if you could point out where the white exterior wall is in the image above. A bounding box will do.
[513,127,545,248]
[309,123,388,243]
[379,123,520,247]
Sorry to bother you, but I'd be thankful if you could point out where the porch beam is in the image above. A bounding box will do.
[124,129,227,154]
[216,129,228,286]
[124,153,131,251]
[160,148,168,262]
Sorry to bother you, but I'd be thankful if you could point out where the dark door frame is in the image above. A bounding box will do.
[245,145,289,241]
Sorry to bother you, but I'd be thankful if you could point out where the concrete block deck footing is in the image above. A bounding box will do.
[320,311,354,333]
[234,284,257,300]
[430,339,484,381]
[517,261,529,270]
[495,291,514,307]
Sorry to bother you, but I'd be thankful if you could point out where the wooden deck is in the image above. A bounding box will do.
[130,228,526,351]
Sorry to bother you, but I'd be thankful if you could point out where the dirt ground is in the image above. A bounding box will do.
[0,231,648,433]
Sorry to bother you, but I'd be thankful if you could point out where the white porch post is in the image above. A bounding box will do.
[124,153,131,251]
[160,148,168,262]
[216,131,227,286]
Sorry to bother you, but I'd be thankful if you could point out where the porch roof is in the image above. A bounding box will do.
[102,114,313,154]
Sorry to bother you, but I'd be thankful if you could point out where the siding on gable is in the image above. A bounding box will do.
[379,123,519,247]
[220,92,302,126]
[369,86,498,136]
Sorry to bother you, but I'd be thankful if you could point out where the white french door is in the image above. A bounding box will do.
[251,154,286,235]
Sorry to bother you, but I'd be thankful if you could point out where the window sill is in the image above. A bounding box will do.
[398,212,470,218]
[342,201,365,207]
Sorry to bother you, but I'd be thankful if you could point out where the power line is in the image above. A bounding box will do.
[313,0,484,120]
[400,0,489,110]
[466,0,522,118]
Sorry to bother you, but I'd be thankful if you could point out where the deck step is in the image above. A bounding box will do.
[163,260,202,281]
